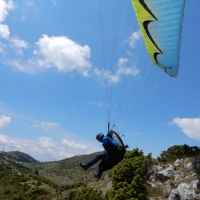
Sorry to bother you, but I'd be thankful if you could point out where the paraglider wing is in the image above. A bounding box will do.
[131,0,186,77]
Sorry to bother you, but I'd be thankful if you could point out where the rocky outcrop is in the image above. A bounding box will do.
[147,157,200,200]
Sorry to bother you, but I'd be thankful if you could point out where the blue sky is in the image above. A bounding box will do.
[0,0,199,162]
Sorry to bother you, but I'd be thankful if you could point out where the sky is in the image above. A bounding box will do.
[0,0,200,162]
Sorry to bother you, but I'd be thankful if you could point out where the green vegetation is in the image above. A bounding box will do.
[146,185,170,199]
[23,152,104,185]
[66,186,104,200]
[157,144,200,162]
[106,148,153,200]
[0,155,57,200]
[1,145,200,199]
[2,151,38,163]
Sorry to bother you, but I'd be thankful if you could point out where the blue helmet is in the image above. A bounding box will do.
[96,133,104,142]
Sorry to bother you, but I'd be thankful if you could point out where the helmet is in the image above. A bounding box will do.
[96,133,104,142]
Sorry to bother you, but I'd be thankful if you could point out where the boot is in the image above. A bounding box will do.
[80,163,88,170]
[94,174,101,179]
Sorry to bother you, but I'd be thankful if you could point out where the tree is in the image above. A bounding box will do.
[35,169,39,175]
[106,148,153,200]
[67,186,104,200]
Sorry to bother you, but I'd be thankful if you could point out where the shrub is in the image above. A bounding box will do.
[106,148,153,200]
[4,189,11,195]
[64,181,87,190]
[67,186,104,200]
[157,144,200,162]
[12,194,25,200]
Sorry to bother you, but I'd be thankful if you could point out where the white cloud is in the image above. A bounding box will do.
[34,121,59,130]
[0,115,11,128]
[0,59,42,74]
[0,134,99,161]
[127,31,141,48]
[171,117,200,140]
[0,134,24,152]
[117,58,139,76]
[94,57,139,84]
[0,23,10,39]
[94,68,119,84]
[34,35,92,76]
[118,58,128,67]
[0,0,29,55]
[0,1,91,77]
[38,137,55,148]
[9,37,29,49]
[61,139,88,150]
[0,41,6,53]
[0,0,15,23]
[0,0,15,39]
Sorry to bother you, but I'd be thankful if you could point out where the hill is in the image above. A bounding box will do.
[0,151,39,163]
[0,151,111,199]
[23,151,110,185]
[0,152,57,200]
[1,145,200,199]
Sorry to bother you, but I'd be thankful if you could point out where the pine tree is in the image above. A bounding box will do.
[106,148,153,200]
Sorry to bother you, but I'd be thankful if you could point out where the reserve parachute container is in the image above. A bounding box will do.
[131,0,186,77]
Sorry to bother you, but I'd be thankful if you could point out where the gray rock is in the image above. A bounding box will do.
[174,174,182,182]
[150,175,155,182]
[191,179,199,189]
[192,173,197,177]
[180,172,186,178]
[156,165,163,171]
[157,165,174,182]
[177,183,195,200]
[168,183,196,200]
[185,163,193,170]
[174,159,182,167]
[165,180,174,191]
[168,189,180,200]
[147,181,157,187]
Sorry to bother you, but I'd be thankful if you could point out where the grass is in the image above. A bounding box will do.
[0,151,112,199]
[23,152,111,185]
[146,185,170,199]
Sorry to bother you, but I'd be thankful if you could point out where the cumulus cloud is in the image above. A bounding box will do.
[9,37,29,49]
[34,121,59,130]
[34,35,92,76]
[0,0,30,55]
[0,1,92,77]
[0,23,10,39]
[171,117,200,140]
[126,31,141,48]
[0,115,11,128]
[61,139,88,150]
[38,136,55,148]
[1,34,92,75]
[0,134,98,161]
[0,0,15,23]
[0,0,15,39]
[94,57,139,84]
[0,41,6,53]
[0,59,42,73]
[0,0,31,58]
[0,134,24,152]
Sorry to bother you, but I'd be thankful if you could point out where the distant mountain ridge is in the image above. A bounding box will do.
[0,151,39,163]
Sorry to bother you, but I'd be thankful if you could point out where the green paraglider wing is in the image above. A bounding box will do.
[132,0,186,77]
